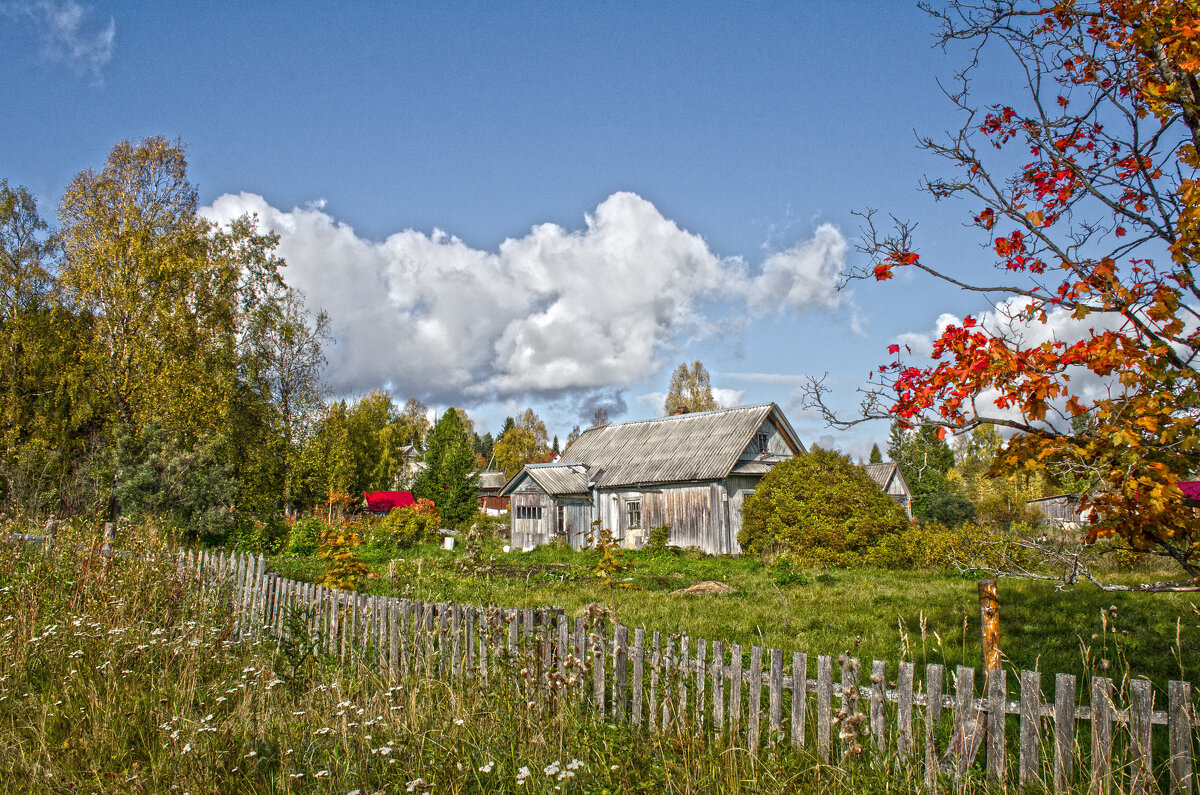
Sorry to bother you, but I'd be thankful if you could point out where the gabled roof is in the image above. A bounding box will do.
[549,403,803,489]
[475,470,509,492]
[861,462,911,495]
[502,462,591,497]
[364,491,415,512]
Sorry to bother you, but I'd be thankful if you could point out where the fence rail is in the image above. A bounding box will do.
[53,540,1199,794]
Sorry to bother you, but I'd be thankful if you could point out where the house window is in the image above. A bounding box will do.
[516,506,543,520]
[757,432,770,455]
[626,500,642,529]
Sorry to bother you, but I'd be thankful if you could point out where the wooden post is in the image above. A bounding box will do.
[979,579,1001,672]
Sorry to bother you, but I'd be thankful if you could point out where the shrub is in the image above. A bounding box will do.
[739,446,909,565]
[226,513,288,554]
[376,500,441,549]
[317,526,368,589]
[644,524,672,553]
[920,492,977,527]
[285,517,327,557]
[866,520,1010,571]
[471,512,509,539]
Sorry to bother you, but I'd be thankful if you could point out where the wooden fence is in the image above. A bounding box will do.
[180,547,1195,793]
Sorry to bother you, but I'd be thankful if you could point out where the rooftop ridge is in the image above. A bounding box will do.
[575,402,775,436]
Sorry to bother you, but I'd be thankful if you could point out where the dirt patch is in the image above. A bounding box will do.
[671,580,736,596]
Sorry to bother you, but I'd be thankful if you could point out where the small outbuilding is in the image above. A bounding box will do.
[476,470,510,515]
[500,403,805,555]
[861,462,913,520]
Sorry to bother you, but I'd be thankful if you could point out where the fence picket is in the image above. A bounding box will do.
[1169,680,1193,795]
[650,631,661,733]
[678,636,689,733]
[614,624,628,720]
[714,641,725,738]
[1020,670,1043,790]
[1130,679,1154,795]
[897,661,913,761]
[987,668,1007,784]
[696,638,707,732]
[1055,673,1076,793]
[632,627,645,728]
[817,654,833,761]
[748,645,763,753]
[770,649,784,745]
[792,651,806,749]
[871,660,886,755]
[1091,676,1114,795]
[925,664,944,793]
[730,643,744,741]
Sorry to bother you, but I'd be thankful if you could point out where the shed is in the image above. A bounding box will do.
[501,403,804,554]
[476,470,511,515]
[861,462,913,520]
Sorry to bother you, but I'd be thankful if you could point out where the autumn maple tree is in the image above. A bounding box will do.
[805,1,1200,589]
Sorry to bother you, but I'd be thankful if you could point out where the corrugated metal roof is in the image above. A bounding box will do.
[729,460,775,475]
[476,470,509,492]
[523,463,591,496]
[862,462,897,490]
[559,403,800,488]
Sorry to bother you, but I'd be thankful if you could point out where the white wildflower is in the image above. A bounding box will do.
[479,761,494,773]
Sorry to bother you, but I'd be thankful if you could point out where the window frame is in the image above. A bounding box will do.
[625,499,642,530]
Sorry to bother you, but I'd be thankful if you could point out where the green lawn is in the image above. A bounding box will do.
[271,535,1199,694]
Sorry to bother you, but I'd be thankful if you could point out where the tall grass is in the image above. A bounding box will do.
[1,521,948,794]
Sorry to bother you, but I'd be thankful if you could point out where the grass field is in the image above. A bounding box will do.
[2,523,1010,794]
[272,534,1199,696]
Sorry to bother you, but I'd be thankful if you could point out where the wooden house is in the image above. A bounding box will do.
[861,462,913,520]
[475,470,510,515]
[500,403,804,555]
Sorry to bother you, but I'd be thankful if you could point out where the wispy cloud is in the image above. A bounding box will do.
[203,191,852,413]
[4,0,115,80]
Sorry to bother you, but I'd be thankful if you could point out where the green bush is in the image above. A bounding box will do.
[866,520,1013,571]
[920,492,977,527]
[739,446,909,565]
[471,512,509,539]
[644,524,672,553]
[376,504,441,549]
[285,517,328,557]
[226,514,288,554]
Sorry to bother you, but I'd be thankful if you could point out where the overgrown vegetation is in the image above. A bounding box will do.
[740,446,909,564]
[1,520,1019,794]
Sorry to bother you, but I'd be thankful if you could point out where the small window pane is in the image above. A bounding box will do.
[626,500,641,529]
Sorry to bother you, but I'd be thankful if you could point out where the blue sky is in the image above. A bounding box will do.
[1,1,1026,456]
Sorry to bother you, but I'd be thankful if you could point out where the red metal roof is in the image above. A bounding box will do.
[364,491,416,512]
[1179,481,1200,501]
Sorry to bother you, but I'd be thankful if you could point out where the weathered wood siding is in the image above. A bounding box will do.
[593,483,737,555]
[725,474,760,553]
[737,419,795,460]
[562,500,592,551]
[510,480,555,549]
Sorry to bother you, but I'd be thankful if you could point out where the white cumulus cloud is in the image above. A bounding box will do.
[203,191,849,409]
